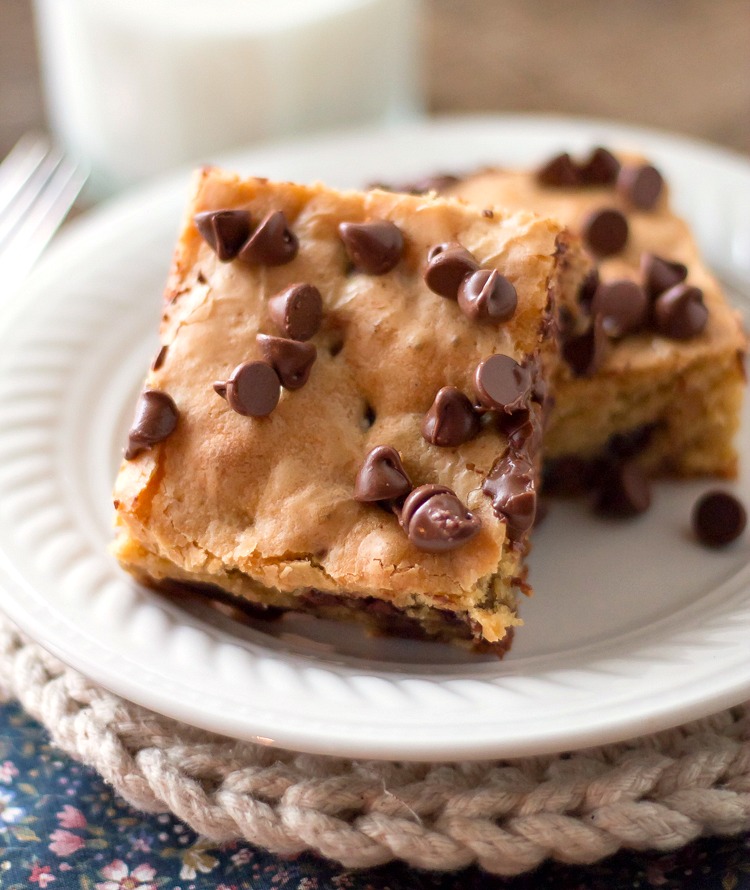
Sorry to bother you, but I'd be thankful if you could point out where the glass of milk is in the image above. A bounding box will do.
[32,0,423,198]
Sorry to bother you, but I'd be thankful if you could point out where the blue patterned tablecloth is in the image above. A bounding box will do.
[0,700,748,889]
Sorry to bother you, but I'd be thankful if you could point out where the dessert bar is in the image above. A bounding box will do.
[112,169,587,653]
[436,149,747,490]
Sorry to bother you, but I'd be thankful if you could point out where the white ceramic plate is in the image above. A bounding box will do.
[0,115,749,761]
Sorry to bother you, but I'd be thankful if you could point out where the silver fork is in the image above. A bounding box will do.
[0,134,89,294]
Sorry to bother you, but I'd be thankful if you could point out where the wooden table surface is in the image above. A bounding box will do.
[2,0,749,161]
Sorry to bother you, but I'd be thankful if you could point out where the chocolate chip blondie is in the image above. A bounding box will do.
[112,168,586,653]
[435,149,746,499]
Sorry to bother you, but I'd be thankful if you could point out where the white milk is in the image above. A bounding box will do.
[33,0,423,197]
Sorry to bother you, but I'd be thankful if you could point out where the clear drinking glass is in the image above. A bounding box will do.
[33,0,423,198]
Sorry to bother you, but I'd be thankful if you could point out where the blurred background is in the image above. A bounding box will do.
[430,0,750,153]
[1,0,748,195]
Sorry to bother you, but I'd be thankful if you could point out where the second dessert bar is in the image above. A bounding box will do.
[438,149,746,485]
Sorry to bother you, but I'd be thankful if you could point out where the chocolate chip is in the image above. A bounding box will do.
[653,283,708,339]
[401,485,481,553]
[194,209,252,261]
[216,361,281,417]
[592,280,648,337]
[125,389,179,459]
[641,253,688,299]
[267,283,323,341]
[400,483,453,529]
[562,315,611,377]
[354,445,412,503]
[582,207,629,257]
[537,148,621,188]
[257,334,316,390]
[542,456,598,496]
[338,220,404,275]
[151,344,168,371]
[482,451,537,541]
[457,269,518,323]
[423,242,480,299]
[618,164,664,210]
[499,405,544,456]
[578,267,600,310]
[579,147,621,186]
[594,460,651,517]
[474,354,532,413]
[692,490,747,547]
[238,210,298,266]
[422,386,480,447]
[607,424,656,459]
[537,152,580,187]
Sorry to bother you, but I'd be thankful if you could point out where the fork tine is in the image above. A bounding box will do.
[0,134,52,215]
[9,155,87,250]
[0,153,88,294]
[0,145,67,249]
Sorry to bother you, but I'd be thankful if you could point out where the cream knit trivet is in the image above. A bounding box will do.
[0,614,749,877]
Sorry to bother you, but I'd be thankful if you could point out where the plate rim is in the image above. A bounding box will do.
[0,113,749,760]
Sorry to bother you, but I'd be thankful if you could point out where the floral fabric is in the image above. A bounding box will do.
[0,701,748,889]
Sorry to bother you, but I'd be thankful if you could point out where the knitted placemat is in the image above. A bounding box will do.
[0,613,749,877]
